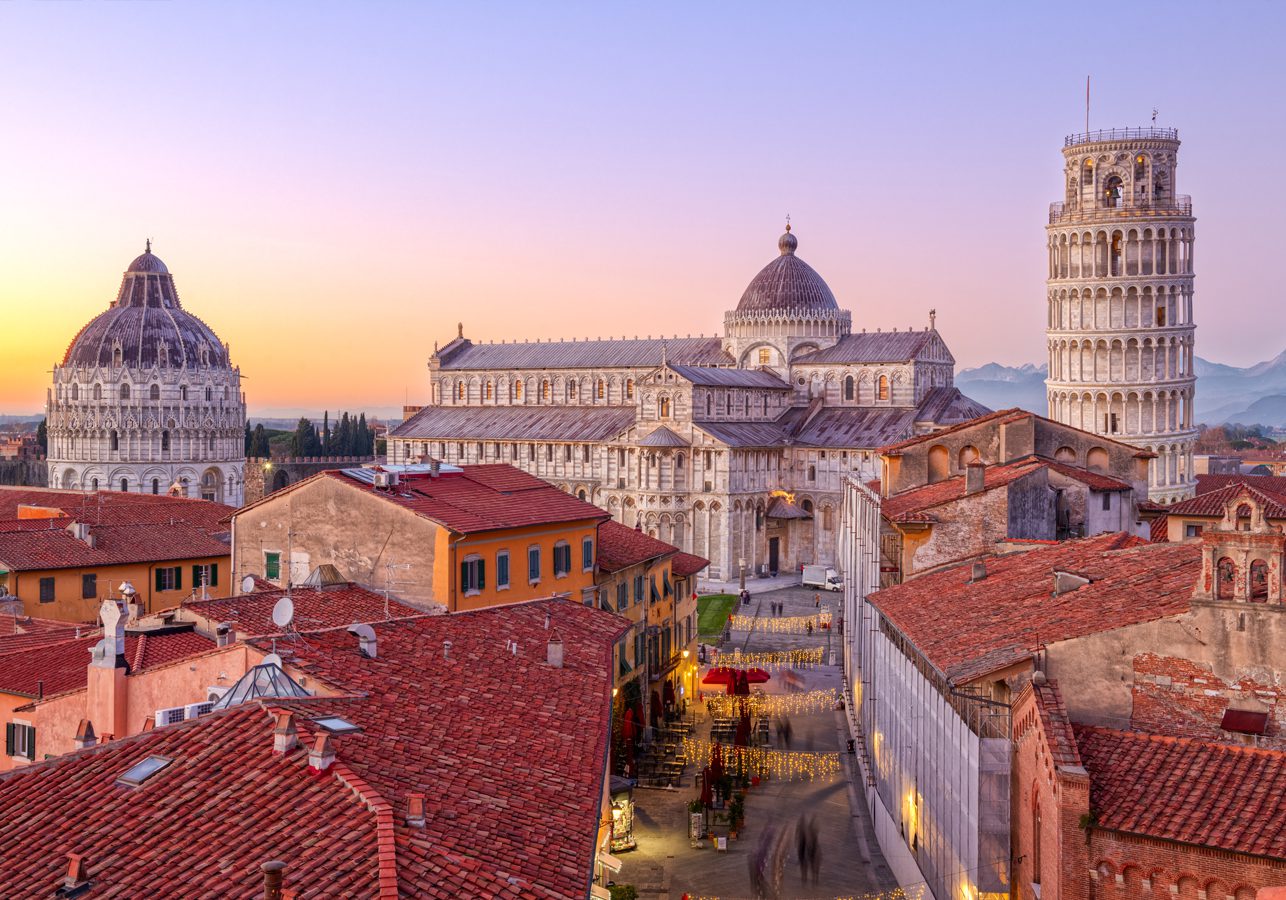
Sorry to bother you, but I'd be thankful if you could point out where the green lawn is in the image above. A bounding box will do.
[697,593,739,638]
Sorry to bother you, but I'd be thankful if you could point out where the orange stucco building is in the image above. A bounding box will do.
[230,464,610,612]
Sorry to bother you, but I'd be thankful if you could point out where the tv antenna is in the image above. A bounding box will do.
[383,562,412,620]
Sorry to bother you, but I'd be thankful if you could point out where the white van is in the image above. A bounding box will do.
[801,565,843,592]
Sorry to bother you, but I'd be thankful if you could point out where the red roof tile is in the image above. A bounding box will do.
[1148,514,1170,543]
[596,520,678,573]
[1197,473,1286,496]
[0,487,234,531]
[1075,725,1286,858]
[0,521,229,571]
[0,616,82,655]
[316,465,610,535]
[671,551,710,578]
[0,598,627,898]
[0,629,214,698]
[1030,679,1082,768]
[1167,481,1286,519]
[179,584,422,637]
[869,534,1194,684]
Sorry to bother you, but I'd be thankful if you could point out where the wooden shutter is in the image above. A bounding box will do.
[174,567,182,591]
[209,563,218,587]
[460,561,469,593]
[4,723,13,756]
[155,568,164,592]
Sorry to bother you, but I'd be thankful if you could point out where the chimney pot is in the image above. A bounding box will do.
[965,462,985,495]
[261,860,286,900]
[73,719,96,750]
[307,733,335,773]
[970,560,987,582]
[407,793,426,827]
[547,636,564,668]
[63,853,90,890]
[273,712,297,754]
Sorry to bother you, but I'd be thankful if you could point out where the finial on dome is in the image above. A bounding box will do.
[457,322,463,339]
[145,238,151,254]
[929,308,937,330]
[778,218,798,256]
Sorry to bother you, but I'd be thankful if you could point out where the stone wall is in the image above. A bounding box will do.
[242,456,375,506]
[0,459,47,487]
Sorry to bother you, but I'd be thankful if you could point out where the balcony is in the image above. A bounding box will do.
[1049,195,1192,225]
[1064,127,1179,147]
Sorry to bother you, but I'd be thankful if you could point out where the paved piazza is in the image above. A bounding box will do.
[620,585,897,900]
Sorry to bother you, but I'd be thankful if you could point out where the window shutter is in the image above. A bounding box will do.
[155,568,164,592]
[4,723,13,756]
[460,561,470,592]
[175,567,182,591]
[210,564,218,587]
[24,726,34,761]
[192,565,201,588]
[478,560,485,591]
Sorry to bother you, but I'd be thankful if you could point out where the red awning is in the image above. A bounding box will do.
[1221,708,1269,735]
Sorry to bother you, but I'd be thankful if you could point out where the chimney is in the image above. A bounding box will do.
[965,462,985,495]
[443,639,452,660]
[62,853,91,893]
[307,733,335,773]
[406,793,426,828]
[347,623,377,659]
[261,861,286,900]
[73,719,96,751]
[429,458,440,478]
[87,600,129,741]
[546,635,564,669]
[216,622,234,647]
[273,712,297,754]
[970,560,987,582]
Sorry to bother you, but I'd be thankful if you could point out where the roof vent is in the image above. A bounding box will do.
[547,635,564,669]
[66,522,95,548]
[1052,570,1090,596]
[307,733,335,773]
[443,639,453,660]
[73,719,96,751]
[407,793,426,828]
[261,861,286,900]
[347,623,377,659]
[54,853,91,897]
[970,561,987,582]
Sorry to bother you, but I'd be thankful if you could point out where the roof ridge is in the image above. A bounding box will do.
[329,761,399,898]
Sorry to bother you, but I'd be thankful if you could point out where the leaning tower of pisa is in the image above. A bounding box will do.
[1045,127,1198,503]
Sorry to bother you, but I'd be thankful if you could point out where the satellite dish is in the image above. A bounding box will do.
[240,575,256,594]
[261,652,283,668]
[271,595,294,630]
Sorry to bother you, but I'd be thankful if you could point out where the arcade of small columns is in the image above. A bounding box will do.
[1047,224,1193,280]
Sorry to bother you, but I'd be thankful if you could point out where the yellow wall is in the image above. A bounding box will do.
[446,522,601,612]
[4,555,231,624]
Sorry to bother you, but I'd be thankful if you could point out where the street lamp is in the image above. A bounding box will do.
[738,557,747,592]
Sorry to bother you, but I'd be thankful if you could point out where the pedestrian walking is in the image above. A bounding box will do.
[806,620,814,636]
[814,592,820,608]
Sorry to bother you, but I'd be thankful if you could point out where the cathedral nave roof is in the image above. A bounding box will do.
[435,336,730,371]
[664,365,790,389]
[791,329,949,365]
[391,404,638,443]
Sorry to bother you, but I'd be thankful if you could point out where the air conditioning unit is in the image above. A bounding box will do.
[185,701,216,719]
[155,706,187,727]
[373,471,399,489]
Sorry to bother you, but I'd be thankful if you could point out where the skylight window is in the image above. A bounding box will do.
[116,755,172,787]
[313,716,361,734]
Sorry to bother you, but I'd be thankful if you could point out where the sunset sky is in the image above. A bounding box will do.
[2,2,1282,416]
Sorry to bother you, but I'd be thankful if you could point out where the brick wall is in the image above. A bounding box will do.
[1082,830,1282,900]
[1133,652,1283,749]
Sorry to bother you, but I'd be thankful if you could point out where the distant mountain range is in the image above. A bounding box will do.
[957,352,1286,427]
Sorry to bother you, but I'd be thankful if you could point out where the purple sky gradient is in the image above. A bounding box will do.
[1,1,1282,413]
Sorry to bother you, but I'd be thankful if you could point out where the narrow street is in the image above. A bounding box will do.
[621,585,897,900]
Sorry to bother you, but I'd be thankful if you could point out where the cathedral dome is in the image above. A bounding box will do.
[62,245,229,370]
[735,227,838,314]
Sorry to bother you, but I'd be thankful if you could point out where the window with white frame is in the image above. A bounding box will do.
[553,541,572,577]
[582,536,594,571]
[496,551,510,589]
[528,546,541,583]
[5,722,35,761]
[460,555,485,595]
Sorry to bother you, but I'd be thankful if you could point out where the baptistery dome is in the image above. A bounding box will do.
[735,227,839,314]
[46,244,246,505]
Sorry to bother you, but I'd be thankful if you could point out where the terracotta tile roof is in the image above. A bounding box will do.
[0,487,234,531]
[179,584,421,637]
[0,521,229,571]
[0,703,383,897]
[1149,514,1170,543]
[1197,473,1286,496]
[1167,481,1286,519]
[1074,725,1286,858]
[1030,679,1082,768]
[597,520,678,573]
[318,465,610,535]
[0,629,214,698]
[881,457,1047,522]
[1042,458,1134,491]
[869,533,1195,684]
[671,551,711,578]
[0,616,82,655]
